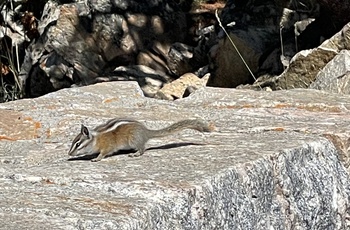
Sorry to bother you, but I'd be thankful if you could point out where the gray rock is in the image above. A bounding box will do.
[275,21,350,89]
[275,47,337,89]
[244,22,350,91]
[0,82,350,229]
[310,50,350,94]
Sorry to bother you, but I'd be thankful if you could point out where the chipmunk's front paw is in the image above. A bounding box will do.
[129,152,141,157]
[91,158,101,162]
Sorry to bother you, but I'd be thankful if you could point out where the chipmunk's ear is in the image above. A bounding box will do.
[81,124,90,137]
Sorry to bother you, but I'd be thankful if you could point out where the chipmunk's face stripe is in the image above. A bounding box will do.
[95,119,137,133]
[68,132,94,156]
[68,133,82,155]
[68,140,93,156]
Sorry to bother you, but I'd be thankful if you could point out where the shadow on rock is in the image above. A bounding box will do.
[67,142,205,161]
[147,142,206,151]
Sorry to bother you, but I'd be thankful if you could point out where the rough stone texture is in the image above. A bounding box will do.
[4,0,350,101]
[241,22,350,91]
[155,73,208,100]
[276,21,350,89]
[275,48,336,89]
[0,82,350,229]
[310,50,350,94]
[18,0,188,97]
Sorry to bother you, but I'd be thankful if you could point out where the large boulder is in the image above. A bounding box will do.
[0,82,350,228]
[309,50,350,94]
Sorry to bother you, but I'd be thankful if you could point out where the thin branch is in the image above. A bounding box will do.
[215,9,262,90]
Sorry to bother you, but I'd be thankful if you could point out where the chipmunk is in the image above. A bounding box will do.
[68,118,214,162]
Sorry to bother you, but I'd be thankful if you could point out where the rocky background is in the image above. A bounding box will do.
[1,0,350,101]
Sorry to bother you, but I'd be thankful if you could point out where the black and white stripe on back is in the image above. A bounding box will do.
[94,118,139,133]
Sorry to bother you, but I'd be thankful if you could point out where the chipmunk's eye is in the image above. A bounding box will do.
[76,142,80,147]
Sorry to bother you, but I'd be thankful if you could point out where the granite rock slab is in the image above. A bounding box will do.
[0,82,349,229]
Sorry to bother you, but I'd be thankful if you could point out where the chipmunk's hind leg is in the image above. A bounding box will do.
[128,145,146,157]
[128,130,148,157]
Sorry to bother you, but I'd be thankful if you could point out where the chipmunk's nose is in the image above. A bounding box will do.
[68,146,76,156]
[68,140,82,156]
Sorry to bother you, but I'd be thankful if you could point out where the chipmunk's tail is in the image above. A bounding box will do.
[149,119,215,138]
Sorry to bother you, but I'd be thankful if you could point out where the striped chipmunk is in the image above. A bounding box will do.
[68,118,214,162]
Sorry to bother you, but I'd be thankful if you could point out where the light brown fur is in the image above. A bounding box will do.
[93,124,138,161]
[68,119,214,162]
